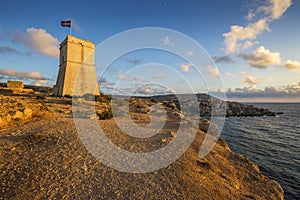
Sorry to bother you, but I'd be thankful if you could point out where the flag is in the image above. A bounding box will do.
[61,20,71,27]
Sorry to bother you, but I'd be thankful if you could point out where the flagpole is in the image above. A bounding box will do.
[69,18,72,35]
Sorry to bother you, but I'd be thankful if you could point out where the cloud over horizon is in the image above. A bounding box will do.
[13,27,59,58]
[31,79,48,86]
[0,68,46,80]
[239,46,281,68]
[134,84,175,96]
[227,82,300,100]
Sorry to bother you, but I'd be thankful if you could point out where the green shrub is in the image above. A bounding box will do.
[64,94,72,98]
[97,108,113,120]
[36,94,46,100]
[83,93,95,101]
[166,101,176,109]
[95,95,110,103]
[150,98,158,103]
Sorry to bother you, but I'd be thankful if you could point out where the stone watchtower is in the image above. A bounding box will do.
[53,35,100,96]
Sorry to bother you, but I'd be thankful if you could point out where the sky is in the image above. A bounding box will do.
[0,0,299,102]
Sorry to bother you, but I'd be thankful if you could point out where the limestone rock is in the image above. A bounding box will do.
[170,130,176,137]
[168,110,184,119]
[89,114,99,120]
[199,117,210,132]
[11,111,23,120]
[23,108,33,119]
[161,138,167,143]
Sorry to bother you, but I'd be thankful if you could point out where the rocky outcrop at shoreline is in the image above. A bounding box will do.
[226,101,276,117]
[138,94,279,117]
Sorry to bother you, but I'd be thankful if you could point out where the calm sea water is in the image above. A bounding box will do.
[221,103,300,200]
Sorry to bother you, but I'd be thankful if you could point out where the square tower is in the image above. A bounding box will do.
[53,35,100,97]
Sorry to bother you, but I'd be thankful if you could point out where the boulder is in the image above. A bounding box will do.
[199,117,210,132]
[168,110,184,119]
[11,111,23,120]
[23,108,33,119]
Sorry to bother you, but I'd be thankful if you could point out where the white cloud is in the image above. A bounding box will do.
[161,36,170,45]
[180,63,192,72]
[289,82,300,89]
[266,76,274,82]
[117,71,130,81]
[226,72,236,78]
[0,68,46,80]
[234,85,260,93]
[223,0,292,54]
[239,46,281,68]
[118,74,128,80]
[241,40,258,50]
[152,72,165,79]
[258,0,292,20]
[184,50,195,57]
[246,11,255,20]
[285,60,300,70]
[32,80,47,86]
[133,77,147,82]
[136,86,153,95]
[165,88,175,94]
[241,72,260,85]
[13,27,59,58]
[207,66,219,78]
[223,19,269,54]
[135,84,175,95]
[279,77,288,81]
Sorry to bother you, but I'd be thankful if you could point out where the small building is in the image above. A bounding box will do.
[7,81,24,89]
[53,35,100,97]
[0,81,33,94]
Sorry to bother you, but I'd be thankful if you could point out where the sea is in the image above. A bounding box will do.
[221,103,300,200]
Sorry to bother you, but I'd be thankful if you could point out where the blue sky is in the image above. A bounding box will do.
[0,0,299,101]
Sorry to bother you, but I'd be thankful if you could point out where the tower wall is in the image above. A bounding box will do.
[53,35,99,96]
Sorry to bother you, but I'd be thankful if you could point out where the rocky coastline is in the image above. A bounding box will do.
[0,89,284,199]
[138,93,281,117]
